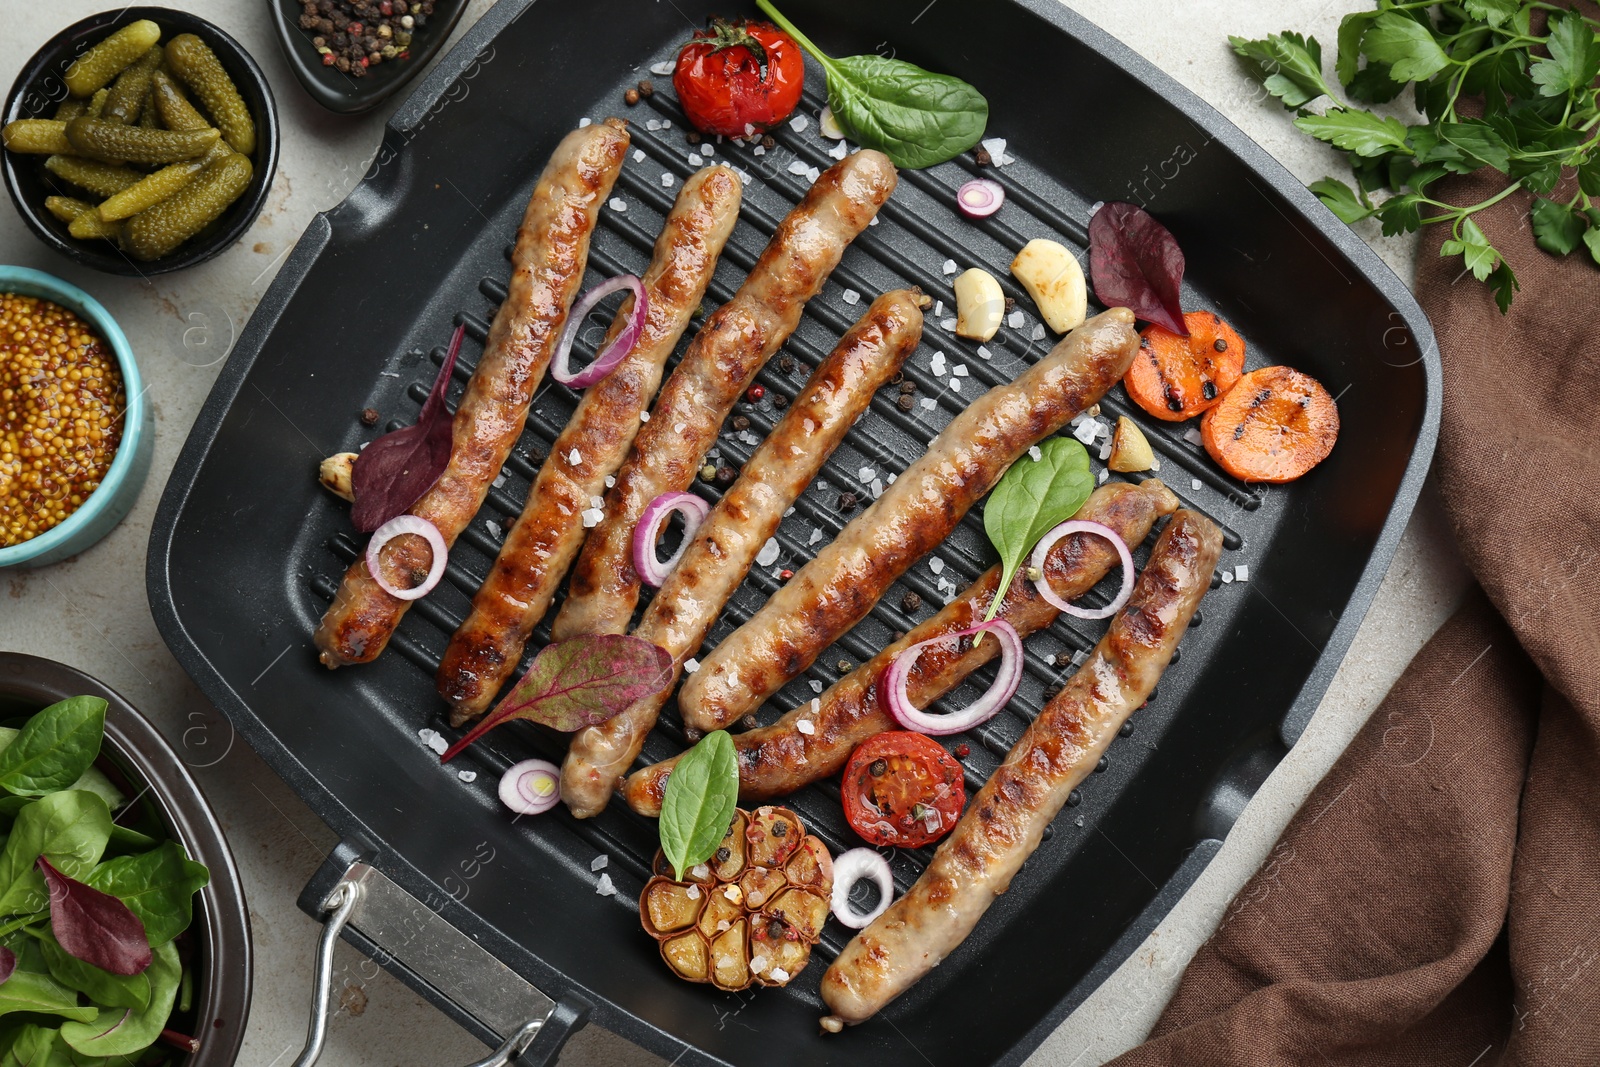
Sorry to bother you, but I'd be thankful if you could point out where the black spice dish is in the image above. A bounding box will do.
[148,0,1439,1063]
[269,0,470,115]
[0,653,251,1067]
[1,7,279,277]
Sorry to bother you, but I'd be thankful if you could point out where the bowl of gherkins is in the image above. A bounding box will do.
[0,652,251,1066]
[2,8,278,275]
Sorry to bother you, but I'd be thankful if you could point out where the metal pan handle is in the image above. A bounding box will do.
[292,852,589,1067]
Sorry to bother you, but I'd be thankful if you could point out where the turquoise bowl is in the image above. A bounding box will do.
[0,266,153,568]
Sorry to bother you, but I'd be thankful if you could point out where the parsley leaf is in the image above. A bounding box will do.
[1294,108,1411,156]
[1309,177,1374,223]
[1531,11,1600,97]
[1361,13,1451,82]
[1529,197,1585,255]
[1229,32,1338,108]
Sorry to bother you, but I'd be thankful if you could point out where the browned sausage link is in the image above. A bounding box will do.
[621,478,1179,816]
[314,121,630,668]
[820,509,1222,1026]
[549,150,899,641]
[677,307,1141,731]
[435,166,743,723]
[560,289,925,817]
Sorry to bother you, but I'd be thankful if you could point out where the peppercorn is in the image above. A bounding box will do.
[771,392,788,410]
[778,355,794,374]
[975,147,992,166]
[740,713,760,730]
[0,293,125,547]
[888,630,905,643]
[731,415,750,432]
[699,464,716,483]
[761,134,777,150]
[900,591,921,612]
[1043,683,1064,702]
[1213,337,1228,352]
[1004,296,1016,314]
[837,491,857,511]
[686,131,701,145]
[899,379,916,394]
[896,393,915,412]
[638,79,654,97]
[746,385,764,402]
[954,743,970,758]
[360,407,379,426]
[715,465,737,487]
[683,726,703,744]
[778,568,794,582]
[836,659,851,673]
[624,88,640,106]
[295,0,422,71]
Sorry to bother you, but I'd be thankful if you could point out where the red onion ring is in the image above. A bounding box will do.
[831,848,893,929]
[550,274,648,388]
[499,759,561,815]
[365,515,447,601]
[884,619,1023,736]
[956,178,1005,219]
[632,491,711,587]
[1031,520,1135,619]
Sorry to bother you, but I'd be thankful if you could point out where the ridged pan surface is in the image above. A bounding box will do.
[147,1,1439,1064]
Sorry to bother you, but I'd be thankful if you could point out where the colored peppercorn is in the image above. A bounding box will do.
[746,385,764,403]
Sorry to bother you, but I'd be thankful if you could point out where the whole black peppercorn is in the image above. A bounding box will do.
[838,491,858,511]
[1004,296,1017,314]
[888,630,905,643]
[1043,682,1064,702]
[686,131,701,145]
[900,591,921,612]
[778,355,794,374]
[359,407,379,426]
[772,393,788,409]
[732,415,750,432]
[638,79,654,97]
[761,134,776,149]
[899,379,916,394]
[975,147,993,166]
[715,465,737,487]
[1214,337,1229,352]
[897,394,915,412]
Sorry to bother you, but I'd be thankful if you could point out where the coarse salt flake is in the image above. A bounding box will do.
[1031,324,1046,341]
[1008,311,1026,329]
[871,478,884,499]
[661,172,674,186]
[578,117,592,127]
[941,318,958,332]
[492,472,507,488]
[930,351,946,375]
[977,346,992,360]
[605,475,615,488]
[949,377,962,392]
[859,466,876,483]
[701,143,714,157]
[953,364,969,377]
[933,300,944,317]
[646,119,661,131]
[808,527,823,546]
[1097,468,1109,484]
[753,145,766,156]
[1235,564,1250,582]
[1099,441,1113,461]
[633,149,646,163]
[1073,421,1098,445]
[674,422,687,434]
[686,884,702,899]
[796,719,815,735]
[1184,427,1204,445]
[810,679,824,694]
[920,397,937,410]
[609,197,627,211]
[684,658,700,674]
[790,115,809,132]
[929,557,945,575]
[687,153,702,168]
[582,508,603,527]
[751,955,770,973]
[457,770,477,783]
[1150,457,1162,471]
[1029,445,1043,462]
[1221,570,1235,584]
[591,855,609,872]
[1192,478,1203,491]
[842,289,860,305]
[789,160,811,175]
[568,447,582,465]
[805,166,820,182]
[639,411,650,422]
[829,140,849,160]
[486,520,502,540]
[650,60,675,76]
[942,259,958,275]
[757,537,780,567]
[595,873,615,896]
[591,495,604,510]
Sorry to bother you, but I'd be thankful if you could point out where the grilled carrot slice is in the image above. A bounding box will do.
[1200,365,1338,483]
[1125,310,1244,421]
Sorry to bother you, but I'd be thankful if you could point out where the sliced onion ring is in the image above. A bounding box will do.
[884,619,1022,737]
[499,759,561,815]
[831,848,894,930]
[1031,519,1134,620]
[365,515,447,601]
[632,491,711,587]
[550,274,649,388]
[956,178,1005,219]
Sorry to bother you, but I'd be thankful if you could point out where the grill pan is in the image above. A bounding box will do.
[146,0,1440,1063]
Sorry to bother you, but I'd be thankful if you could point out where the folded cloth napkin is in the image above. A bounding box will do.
[1107,146,1600,1063]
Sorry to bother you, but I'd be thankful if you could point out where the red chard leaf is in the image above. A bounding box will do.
[351,324,465,533]
[1088,202,1188,336]
[441,635,674,762]
[38,857,151,977]
[0,946,14,985]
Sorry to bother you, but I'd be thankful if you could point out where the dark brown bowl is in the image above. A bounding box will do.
[0,653,250,1066]
[2,7,279,276]
[269,0,469,115]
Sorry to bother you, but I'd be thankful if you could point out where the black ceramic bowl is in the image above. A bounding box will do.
[269,0,469,114]
[2,8,279,276]
[0,653,251,1066]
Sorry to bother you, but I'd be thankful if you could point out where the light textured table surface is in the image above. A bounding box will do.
[0,2,1471,1064]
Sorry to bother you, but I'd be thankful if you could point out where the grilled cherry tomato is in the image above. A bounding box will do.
[672,19,804,138]
[841,731,965,848]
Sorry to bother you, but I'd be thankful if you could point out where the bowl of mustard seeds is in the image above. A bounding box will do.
[0,265,152,567]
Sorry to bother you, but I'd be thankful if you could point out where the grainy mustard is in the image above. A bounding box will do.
[0,293,125,547]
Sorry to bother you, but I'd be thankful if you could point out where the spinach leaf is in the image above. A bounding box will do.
[0,970,98,1023]
[0,792,113,917]
[59,940,178,1058]
[981,438,1095,622]
[756,0,987,168]
[659,732,739,882]
[85,841,208,947]
[38,931,150,1011]
[105,825,159,857]
[0,699,104,799]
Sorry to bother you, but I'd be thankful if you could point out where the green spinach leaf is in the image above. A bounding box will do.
[0,970,98,1023]
[981,438,1095,622]
[84,841,209,947]
[59,940,178,1058]
[38,931,150,1011]
[756,0,987,168]
[0,699,105,799]
[0,792,112,917]
[659,732,739,882]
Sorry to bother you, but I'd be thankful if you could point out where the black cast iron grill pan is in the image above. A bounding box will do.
[147,1,1440,1064]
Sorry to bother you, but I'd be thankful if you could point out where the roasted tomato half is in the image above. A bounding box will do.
[672,19,804,137]
[842,731,965,848]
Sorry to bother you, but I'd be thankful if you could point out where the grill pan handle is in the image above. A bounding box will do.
[292,851,589,1067]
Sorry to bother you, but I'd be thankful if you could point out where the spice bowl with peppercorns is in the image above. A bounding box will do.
[270,0,469,114]
[0,266,153,568]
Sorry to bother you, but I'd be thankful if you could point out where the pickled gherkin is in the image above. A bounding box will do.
[102,47,165,125]
[64,19,162,98]
[166,35,254,155]
[85,89,109,119]
[43,154,142,198]
[43,196,95,223]
[150,71,208,132]
[98,159,205,221]
[1,120,73,155]
[53,98,88,121]
[125,151,252,261]
[65,117,218,165]
[68,211,120,242]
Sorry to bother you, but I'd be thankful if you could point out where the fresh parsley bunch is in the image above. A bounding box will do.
[1232,1,1600,311]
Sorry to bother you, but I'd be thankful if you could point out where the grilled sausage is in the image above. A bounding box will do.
[676,307,1141,731]
[549,150,899,641]
[314,120,630,668]
[820,509,1222,1026]
[436,166,743,723]
[560,289,925,817]
[621,479,1179,816]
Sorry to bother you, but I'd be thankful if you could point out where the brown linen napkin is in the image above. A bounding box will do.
[1107,138,1600,1063]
